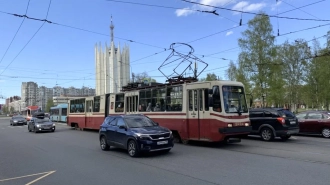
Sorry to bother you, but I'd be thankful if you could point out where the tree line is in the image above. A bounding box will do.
[225,12,330,112]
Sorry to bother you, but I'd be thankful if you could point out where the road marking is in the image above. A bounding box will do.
[26,171,56,185]
[0,171,55,182]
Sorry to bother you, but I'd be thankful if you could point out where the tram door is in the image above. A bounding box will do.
[85,98,93,129]
[187,86,210,140]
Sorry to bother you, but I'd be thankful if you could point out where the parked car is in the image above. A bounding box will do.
[295,111,330,138]
[249,108,299,141]
[99,114,174,157]
[10,115,27,126]
[28,112,55,133]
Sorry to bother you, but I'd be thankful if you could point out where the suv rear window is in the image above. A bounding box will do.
[278,109,295,118]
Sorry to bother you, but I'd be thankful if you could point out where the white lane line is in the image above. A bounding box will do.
[26,171,56,185]
[0,171,56,182]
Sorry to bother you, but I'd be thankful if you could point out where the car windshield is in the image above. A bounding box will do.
[13,116,24,119]
[34,118,50,123]
[278,109,295,118]
[124,117,157,128]
[222,86,248,114]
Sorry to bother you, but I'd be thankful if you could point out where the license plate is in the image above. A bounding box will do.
[290,121,296,124]
[157,141,168,145]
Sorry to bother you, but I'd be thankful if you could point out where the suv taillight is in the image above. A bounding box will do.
[277,117,285,124]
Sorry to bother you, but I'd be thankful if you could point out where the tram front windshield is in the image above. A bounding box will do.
[222,86,248,114]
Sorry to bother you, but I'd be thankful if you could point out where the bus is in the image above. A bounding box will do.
[50,104,68,122]
[67,79,252,143]
[21,106,41,121]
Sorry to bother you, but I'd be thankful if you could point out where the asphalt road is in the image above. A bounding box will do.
[1,117,330,185]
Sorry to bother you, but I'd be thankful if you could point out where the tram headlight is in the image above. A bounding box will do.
[228,123,233,128]
[245,123,250,127]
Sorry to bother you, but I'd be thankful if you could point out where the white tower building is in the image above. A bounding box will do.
[95,17,130,95]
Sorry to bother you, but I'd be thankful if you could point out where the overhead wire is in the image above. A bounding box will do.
[0,0,31,66]
[280,0,320,19]
[0,0,53,76]
[182,0,330,22]
[105,0,238,24]
[1,0,327,85]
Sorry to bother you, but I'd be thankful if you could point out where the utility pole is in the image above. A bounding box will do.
[194,61,197,79]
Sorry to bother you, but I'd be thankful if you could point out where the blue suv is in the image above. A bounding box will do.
[99,114,174,157]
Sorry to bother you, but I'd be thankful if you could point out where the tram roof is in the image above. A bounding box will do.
[51,104,68,109]
[120,79,244,92]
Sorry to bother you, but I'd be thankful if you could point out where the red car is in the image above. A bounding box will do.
[296,111,330,138]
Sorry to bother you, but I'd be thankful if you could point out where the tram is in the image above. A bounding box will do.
[67,79,252,143]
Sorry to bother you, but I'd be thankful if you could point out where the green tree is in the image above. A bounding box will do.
[132,72,157,83]
[237,12,276,107]
[10,106,15,113]
[46,99,54,112]
[199,73,219,81]
[2,105,8,114]
[225,61,237,81]
[278,40,310,111]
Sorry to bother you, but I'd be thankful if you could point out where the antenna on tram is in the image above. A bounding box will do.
[158,43,208,83]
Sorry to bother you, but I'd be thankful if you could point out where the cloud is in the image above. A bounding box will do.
[271,1,282,11]
[226,31,233,36]
[232,1,266,15]
[175,0,237,17]
[175,8,195,17]
[0,80,5,83]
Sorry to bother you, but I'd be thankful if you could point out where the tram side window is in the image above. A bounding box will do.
[212,86,221,112]
[204,89,209,111]
[139,91,146,112]
[93,96,100,112]
[115,94,124,112]
[70,99,85,113]
[152,88,166,112]
[62,108,67,116]
[166,86,183,111]
[146,89,152,111]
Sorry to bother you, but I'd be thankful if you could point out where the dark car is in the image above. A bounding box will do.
[10,115,27,126]
[99,114,174,157]
[28,112,55,133]
[249,108,299,141]
[296,111,330,138]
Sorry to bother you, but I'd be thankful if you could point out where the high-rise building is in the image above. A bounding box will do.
[95,17,130,95]
[37,86,53,110]
[21,82,38,106]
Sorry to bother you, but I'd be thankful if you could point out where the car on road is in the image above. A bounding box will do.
[249,108,299,141]
[10,115,27,126]
[28,112,56,133]
[295,111,330,138]
[99,114,174,157]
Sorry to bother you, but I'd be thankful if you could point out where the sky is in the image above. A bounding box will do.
[0,0,329,104]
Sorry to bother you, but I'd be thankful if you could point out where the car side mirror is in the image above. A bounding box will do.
[119,125,126,129]
[155,122,159,126]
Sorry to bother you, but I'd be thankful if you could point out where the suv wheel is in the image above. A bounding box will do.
[127,140,139,157]
[100,136,110,151]
[260,127,274,141]
[321,128,330,138]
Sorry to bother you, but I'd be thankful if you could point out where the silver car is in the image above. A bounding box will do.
[28,117,55,133]
[10,115,27,126]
